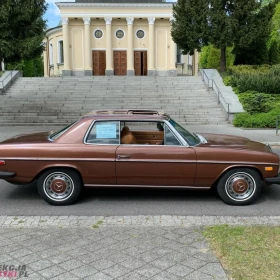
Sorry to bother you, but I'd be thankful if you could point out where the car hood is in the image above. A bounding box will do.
[199,133,271,152]
[0,131,51,144]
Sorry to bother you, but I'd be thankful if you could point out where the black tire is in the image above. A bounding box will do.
[37,168,82,206]
[217,168,262,206]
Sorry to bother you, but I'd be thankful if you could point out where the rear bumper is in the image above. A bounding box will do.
[265,174,280,185]
[0,172,16,178]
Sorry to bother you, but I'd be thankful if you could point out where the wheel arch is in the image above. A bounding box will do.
[33,165,84,186]
[211,165,264,189]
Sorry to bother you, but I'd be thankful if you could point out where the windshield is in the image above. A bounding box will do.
[169,119,200,146]
[49,121,77,141]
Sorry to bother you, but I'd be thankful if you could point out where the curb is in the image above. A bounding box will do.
[1,215,280,228]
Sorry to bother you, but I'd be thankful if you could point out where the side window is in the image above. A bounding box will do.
[164,124,181,146]
[120,121,164,145]
[86,121,120,144]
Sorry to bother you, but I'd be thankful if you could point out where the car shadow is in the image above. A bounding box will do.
[79,187,219,203]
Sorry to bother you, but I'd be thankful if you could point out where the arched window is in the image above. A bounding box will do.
[58,40,64,64]
[49,44,53,65]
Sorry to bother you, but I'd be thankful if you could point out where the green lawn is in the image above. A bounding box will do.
[204,225,280,280]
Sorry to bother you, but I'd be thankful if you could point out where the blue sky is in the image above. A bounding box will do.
[44,0,176,29]
[44,0,75,29]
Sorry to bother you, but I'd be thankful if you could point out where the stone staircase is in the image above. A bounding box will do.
[0,76,228,126]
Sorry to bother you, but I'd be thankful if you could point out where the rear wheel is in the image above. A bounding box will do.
[37,169,82,206]
[217,168,262,205]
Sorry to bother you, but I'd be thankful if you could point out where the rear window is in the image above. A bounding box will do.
[49,121,77,141]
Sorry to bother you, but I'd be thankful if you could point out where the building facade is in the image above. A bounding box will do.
[43,0,198,77]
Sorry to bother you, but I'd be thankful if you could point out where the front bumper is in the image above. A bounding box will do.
[0,172,16,178]
[265,174,280,185]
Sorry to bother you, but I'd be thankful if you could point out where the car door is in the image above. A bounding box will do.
[116,121,197,186]
[82,120,120,186]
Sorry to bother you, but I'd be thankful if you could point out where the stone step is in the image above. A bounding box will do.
[1,76,227,125]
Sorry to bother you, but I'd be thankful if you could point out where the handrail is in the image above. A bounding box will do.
[0,64,23,91]
[200,69,230,120]
[276,115,280,135]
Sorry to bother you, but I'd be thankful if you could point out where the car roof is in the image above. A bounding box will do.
[82,109,170,121]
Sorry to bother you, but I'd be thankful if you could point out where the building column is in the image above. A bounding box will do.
[192,50,199,76]
[104,17,113,76]
[126,17,134,76]
[43,41,49,77]
[83,17,92,76]
[148,17,155,76]
[169,17,177,77]
[62,17,70,76]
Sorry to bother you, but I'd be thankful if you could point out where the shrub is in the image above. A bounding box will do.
[233,108,280,128]
[238,92,274,114]
[228,65,280,94]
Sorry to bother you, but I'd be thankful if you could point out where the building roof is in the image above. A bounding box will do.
[75,0,167,3]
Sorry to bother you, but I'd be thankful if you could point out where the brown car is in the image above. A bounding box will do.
[0,109,279,206]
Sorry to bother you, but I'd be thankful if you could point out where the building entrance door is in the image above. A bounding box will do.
[134,51,147,76]
[113,51,127,76]
[92,51,106,76]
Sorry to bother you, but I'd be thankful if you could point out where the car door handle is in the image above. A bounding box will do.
[117,155,131,159]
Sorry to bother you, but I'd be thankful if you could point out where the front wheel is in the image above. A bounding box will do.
[217,168,262,206]
[37,169,82,206]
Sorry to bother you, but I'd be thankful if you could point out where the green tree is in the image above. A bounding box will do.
[171,0,209,55]
[269,40,280,64]
[0,0,47,71]
[172,0,277,71]
[233,0,276,65]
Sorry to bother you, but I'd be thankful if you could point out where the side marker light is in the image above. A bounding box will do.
[265,167,273,171]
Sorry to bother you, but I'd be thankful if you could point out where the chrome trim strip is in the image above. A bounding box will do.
[84,184,210,189]
[1,157,115,162]
[83,118,188,147]
[197,160,279,165]
[1,157,278,166]
[116,159,195,163]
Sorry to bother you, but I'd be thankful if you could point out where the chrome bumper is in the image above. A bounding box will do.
[0,172,16,178]
[265,174,280,185]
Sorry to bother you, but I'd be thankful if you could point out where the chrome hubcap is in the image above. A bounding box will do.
[225,172,256,201]
[43,172,74,201]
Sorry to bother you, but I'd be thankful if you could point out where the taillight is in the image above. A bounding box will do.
[0,160,5,165]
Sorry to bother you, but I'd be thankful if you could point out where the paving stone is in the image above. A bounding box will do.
[38,265,66,278]
[150,256,177,270]
[150,271,182,280]
[166,263,194,277]
[136,263,162,278]
[84,272,113,280]
[19,253,42,265]
[76,252,101,264]
[58,259,84,271]
[102,264,131,278]
[25,272,47,280]
[117,271,148,280]
[91,259,115,270]
[48,253,72,264]
[180,256,207,269]
[28,259,53,271]
[51,272,80,280]
[121,256,146,270]
[70,265,98,278]
[199,263,228,278]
